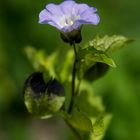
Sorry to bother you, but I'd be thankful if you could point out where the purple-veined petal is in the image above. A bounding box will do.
[46,21,62,30]
[79,13,100,25]
[39,9,50,23]
[46,3,63,16]
[59,0,76,15]
[73,3,97,15]
[39,9,62,29]
[80,7,97,18]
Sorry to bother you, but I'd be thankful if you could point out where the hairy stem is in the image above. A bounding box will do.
[68,43,77,113]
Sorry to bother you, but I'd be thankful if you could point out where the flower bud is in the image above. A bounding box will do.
[23,72,65,119]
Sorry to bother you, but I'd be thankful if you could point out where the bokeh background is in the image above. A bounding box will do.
[0,0,140,140]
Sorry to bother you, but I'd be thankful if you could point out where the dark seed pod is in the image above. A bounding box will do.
[23,72,65,118]
[24,72,46,98]
[47,79,64,98]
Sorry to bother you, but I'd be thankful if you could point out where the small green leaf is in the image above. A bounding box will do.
[93,115,104,136]
[24,46,58,78]
[62,109,93,132]
[75,81,105,118]
[84,48,116,67]
[77,47,116,80]
[87,35,133,54]
[90,114,112,140]
[55,49,74,82]
[24,46,46,71]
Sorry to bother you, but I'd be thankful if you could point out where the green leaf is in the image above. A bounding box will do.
[87,35,133,54]
[74,81,112,140]
[84,48,116,67]
[55,49,74,82]
[77,47,116,80]
[90,114,112,140]
[24,46,74,83]
[62,109,93,133]
[75,81,105,118]
[24,46,46,71]
[93,115,104,136]
[24,46,58,78]
[77,35,132,81]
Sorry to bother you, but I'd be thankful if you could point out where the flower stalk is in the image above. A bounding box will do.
[68,42,77,113]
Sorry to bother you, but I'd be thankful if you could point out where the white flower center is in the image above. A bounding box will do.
[58,14,80,28]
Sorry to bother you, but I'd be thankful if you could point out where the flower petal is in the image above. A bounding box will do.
[39,9,50,23]
[46,3,63,16]
[72,21,82,30]
[80,7,97,17]
[39,9,62,30]
[73,3,97,15]
[59,0,76,15]
[39,1,100,32]
[79,13,100,25]
[61,26,73,32]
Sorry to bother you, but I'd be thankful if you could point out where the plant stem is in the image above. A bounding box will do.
[65,120,82,140]
[68,43,77,113]
[75,79,81,96]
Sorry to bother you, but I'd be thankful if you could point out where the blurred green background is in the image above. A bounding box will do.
[0,0,140,140]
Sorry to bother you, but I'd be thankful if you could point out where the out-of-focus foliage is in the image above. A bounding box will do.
[24,46,113,140]
[0,0,140,140]
[23,33,131,139]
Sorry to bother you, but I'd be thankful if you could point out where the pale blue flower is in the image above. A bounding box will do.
[39,0,100,33]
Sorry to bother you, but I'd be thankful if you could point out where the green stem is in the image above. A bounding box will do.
[68,43,77,113]
[75,79,81,96]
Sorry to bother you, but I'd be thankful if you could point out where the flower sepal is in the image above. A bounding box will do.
[60,29,82,45]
